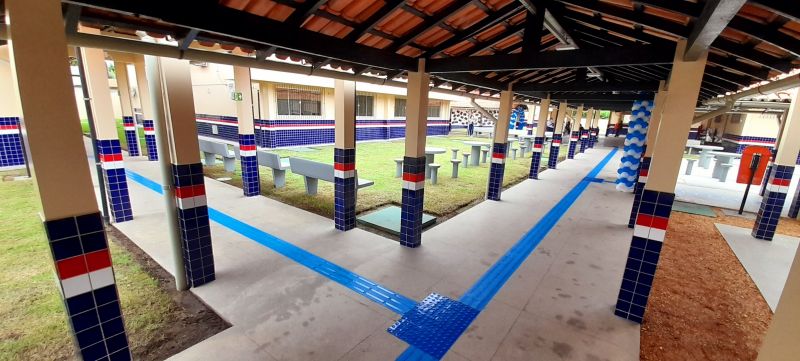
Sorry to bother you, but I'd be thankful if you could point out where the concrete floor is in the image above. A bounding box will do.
[715,223,800,311]
[89,138,639,361]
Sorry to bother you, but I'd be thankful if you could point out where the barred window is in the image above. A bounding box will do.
[275,85,322,117]
[356,93,374,117]
[394,97,407,117]
[428,100,442,118]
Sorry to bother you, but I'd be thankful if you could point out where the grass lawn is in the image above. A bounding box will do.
[81,119,147,155]
[204,134,569,218]
[0,179,176,360]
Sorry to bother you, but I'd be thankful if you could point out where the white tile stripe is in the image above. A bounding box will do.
[402,180,425,191]
[61,267,115,298]
[239,150,256,157]
[123,126,136,131]
[491,157,505,164]
[766,183,789,194]
[638,176,648,183]
[144,130,155,135]
[531,148,542,153]
[0,129,20,135]
[633,225,666,242]
[176,195,208,210]
[101,161,125,170]
[334,169,356,178]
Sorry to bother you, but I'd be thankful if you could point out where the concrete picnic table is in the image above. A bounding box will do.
[710,151,742,180]
[519,135,536,149]
[463,141,491,167]
[689,145,724,168]
[425,147,447,179]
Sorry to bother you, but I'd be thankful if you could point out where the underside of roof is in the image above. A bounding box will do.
[3,0,799,110]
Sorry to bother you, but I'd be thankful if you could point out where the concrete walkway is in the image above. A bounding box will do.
[93,138,639,361]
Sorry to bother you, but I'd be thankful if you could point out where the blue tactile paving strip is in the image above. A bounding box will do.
[388,293,479,360]
[125,169,417,315]
[396,148,619,360]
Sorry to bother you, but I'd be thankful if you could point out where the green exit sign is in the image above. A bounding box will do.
[231,92,243,101]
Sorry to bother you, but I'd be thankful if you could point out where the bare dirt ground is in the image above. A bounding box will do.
[641,208,800,361]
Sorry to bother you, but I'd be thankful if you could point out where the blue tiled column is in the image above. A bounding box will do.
[752,165,794,240]
[122,116,140,157]
[143,120,158,161]
[238,134,260,197]
[401,156,426,248]
[567,131,579,159]
[615,189,674,323]
[487,142,507,201]
[97,139,133,223]
[789,184,800,219]
[589,127,598,148]
[334,148,357,231]
[528,136,544,179]
[45,212,132,360]
[760,162,774,196]
[628,157,651,228]
[172,163,215,287]
[0,116,25,168]
[579,129,589,153]
[547,133,561,169]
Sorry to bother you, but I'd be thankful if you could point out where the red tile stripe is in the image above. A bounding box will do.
[533,144,543,149]
[100,154,123,162]
[0,125,19,130]
[175,184,206,199]
[56,249,112,280]
[771,178,791,187]
[240,144,257,151]
[635,213,669,231]
[492,152,505,159]
[334,162,356,171]
[402,172,425,182]
[639,169,649,177]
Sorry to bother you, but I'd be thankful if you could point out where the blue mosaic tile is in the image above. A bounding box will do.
[388,293,479,359]
[628,157,651,228]
[567,131,579,159]
[172,162,215,287]
[97,139,133,223]
[334,148,357,231]
[528,136,545,180]
[143,120,158,161]
[122,116,140,157]
[0,117,25,168]
[487,143,507,201]
[548,134,562,169]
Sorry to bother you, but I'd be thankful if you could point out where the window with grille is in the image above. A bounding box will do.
[356,93,374,117]
[275,84,322,117]
[394,97,407,117]
[428,100,442,118]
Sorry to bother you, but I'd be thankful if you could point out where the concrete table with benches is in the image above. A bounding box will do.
[425,147,446,179]
[289,157,374,196]
[463,141,491,167]
[256,151,291,188]
[710,151,742,181]
[199,139,237,172]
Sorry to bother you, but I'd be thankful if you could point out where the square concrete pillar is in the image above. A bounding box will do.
[548,102,568,169]
[529,96,550,180]
[615,40,707,324]
[115,62,140,157]
[5,0,131,358]
[334,79,357,231]
[487,87,513,201]
[400,60,429,247]
[629,85,667,228]
[233,66,260,197]
[135,59,158,161]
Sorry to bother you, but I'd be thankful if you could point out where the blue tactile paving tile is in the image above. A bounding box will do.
[388,293,479,360]
[125,169,417,315]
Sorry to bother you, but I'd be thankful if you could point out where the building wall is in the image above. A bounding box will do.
[0,47,22,117]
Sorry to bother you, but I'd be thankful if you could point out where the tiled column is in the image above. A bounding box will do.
[617,100,654,192]
[134,58,158,161]
[0,117,25,168]
[529,96,550,179]
[567,105,583,159]
[589,109,600,148]
[579,109,591,154]
[400,60,429,247]
[753,89,800,239]
[115,62,140,157]
[334,79,357,231]
[156,57,216,286]
[629,84,667,228]
[487,87,513,201]
[80,42,133,223]
[6,0,131,358]
[548,102,568,169]
[615,40,707,323]
[233,67,260,197]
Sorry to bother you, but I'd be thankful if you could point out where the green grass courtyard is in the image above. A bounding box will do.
[204,134,569,219]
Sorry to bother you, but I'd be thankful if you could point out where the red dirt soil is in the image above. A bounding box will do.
[640,209,800,361]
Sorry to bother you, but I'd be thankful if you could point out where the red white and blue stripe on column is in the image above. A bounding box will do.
[628,156,651,228]
[487,142,507,201]
[0,117,25,168]
[171,163,215,287]
[401,156,426,247]
[238,134,260,197]
[122,116,140,157]
[334,148,356,231]
[142,120,158,161]
[615,189,674,323]
[567,131,580,159]
[579,129,589,153]
[547,134,562,169]
[752,165,794,240]
[528,136,545,179]
[45,212,131,361]
[97,139,133,223]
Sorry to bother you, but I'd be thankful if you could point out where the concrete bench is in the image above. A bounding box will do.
[461,153,470,168]
[685,158,697,175]
[199,139,236,172]
[394,158,404,178]
[289,157,374,195]
[481,149,489,163]
[429,163,441,185]
[256,151,290,188]
[450,159,461,178]
[718,163,734,182]
[511,148,518,160]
